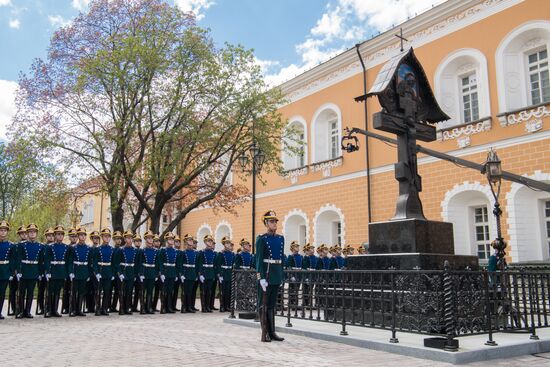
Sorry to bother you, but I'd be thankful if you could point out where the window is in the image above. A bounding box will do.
[336,221,342,246]
[461,73,479,123]
[162,214,168,224]
[474,206,491,260]
[545,200,550,257]
[330,120,339,159]
[527,48,550,105]
[298,132,305,167]
[283,119,307,171]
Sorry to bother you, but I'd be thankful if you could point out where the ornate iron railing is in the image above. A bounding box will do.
[231,266,550,348]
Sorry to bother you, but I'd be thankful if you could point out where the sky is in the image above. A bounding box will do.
[0,0,445,141]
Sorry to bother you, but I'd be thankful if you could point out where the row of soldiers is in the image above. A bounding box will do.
[0,220,257,319]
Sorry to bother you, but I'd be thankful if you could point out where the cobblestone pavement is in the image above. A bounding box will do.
[1,310,550,367]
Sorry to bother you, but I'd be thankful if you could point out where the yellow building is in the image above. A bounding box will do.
[181,0,550,264]
[72,177,111,233]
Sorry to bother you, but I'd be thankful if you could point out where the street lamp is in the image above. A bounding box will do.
[239,142,265,253]
[484,148,506,271]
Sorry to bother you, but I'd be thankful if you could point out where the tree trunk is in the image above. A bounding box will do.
[109,190,125,232]
[149,211,161,234]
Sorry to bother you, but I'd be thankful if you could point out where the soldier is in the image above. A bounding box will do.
[301,243,317,310]
[117,230,139,315]
[215,236,235,312]
[152,234,162,312]
[234,238,255,269]
[357,246,366,255]
[343,244,354,257]
[72,227,92,316]
[256,210,285,342]
[93,228,117,316]
[285,241,303,310]
[85,230,101,313]
[110,230,123,312]
[180,234,198,313]
[61,228,78,314]
[330,245,346,270]
[191,237,200,311]
[44,226,74,318]
[316,245,331,270]
[132,233,143,312]
[0,220,17,319]
[196,234,216,312]
[36,228,54,315]
[158,232,178,313]
[8,226,27,316]
[139,230,158,314]
[172,235,182,311]
[16,223,46,318]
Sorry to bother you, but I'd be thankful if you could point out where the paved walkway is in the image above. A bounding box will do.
[1,311,550,366]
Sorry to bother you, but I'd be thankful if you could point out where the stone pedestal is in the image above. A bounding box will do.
[346,253,479,270]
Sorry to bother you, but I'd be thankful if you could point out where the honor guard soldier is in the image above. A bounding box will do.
[152,234,162,311]
[8,226,27,316]
[139,230,159,314]
[301,243,317,309]
[16,223,45,318]
[343,245,354,257]
[61,228,78,314]
[45,226,75,318]
[197,235,216,312]
[110,230,123,312]
[191,237,200,311]
[215,236,234,312]
[172,235,182,311]
[329,245,346,270]
[86,230,101,313]
[316,245,331,270]
[285,241,303,309]
[357,246,366,255]
[71,227,92,316]
[132,233,143,312]
[180,234,198,313]
[256,210,285,342]
[0,220,17,319]
[36,227,54,315]
[116,230,139,315]
[234,239,255,269]
[158,232,178,313]
[93,228,117,316]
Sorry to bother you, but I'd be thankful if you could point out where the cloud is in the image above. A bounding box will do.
[48,15,71,28]
[174,0,215,21]
[71,0,91,11]
[8,18,20,29]
[0,80,18,141]
[0,0,11,6]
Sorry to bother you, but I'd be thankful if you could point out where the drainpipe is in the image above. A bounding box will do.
[355,44,372,223]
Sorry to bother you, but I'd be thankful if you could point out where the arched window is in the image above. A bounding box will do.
[311,104,342,163]
[434,49,491,128]
[283,209,309,253]
[282,117,307,171]
[496,20,550,112]
[313,204,345,246]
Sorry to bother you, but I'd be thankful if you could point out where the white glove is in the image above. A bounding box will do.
[291,277,296,282]
[45,273,51,280]
[16,273,22,281]
[69,273,75,280]
[180,275,185,282]
[96,274,102,281]
[9,276,13,281]
[155,277,158,281]
[111,276,115,281]
[199,275,205,283]
[219,276,224,283]
[119,274,125,281]
[86,278,90,282]
[140,275,145,282]
[160,274,165,282]
[38,275,42,281]
[260,279,268,292]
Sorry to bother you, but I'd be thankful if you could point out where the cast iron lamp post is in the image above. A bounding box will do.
[238,142,266,253]
[484,149,506,271]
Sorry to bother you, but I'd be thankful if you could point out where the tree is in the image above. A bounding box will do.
[12,0,287,234]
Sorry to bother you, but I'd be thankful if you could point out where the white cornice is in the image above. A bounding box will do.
[279,0,524,105]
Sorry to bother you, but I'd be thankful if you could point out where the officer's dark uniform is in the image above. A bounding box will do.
[131,235,143,312]
[8,226,26,316]
[181,243,198,313]
[16,224,45,318]
[256,210,285,342]
[215,239,234,312]
[61,229,78,314]
[329,254,346,270]
[139,239,159,314]
[285,243,303,309]
[36,228,54,315]
[172,237,182,311]
[158,238,178,314]
[72,234,93,316]
[85,231,100,313]
[233,242,255,270]
[117,232,140,315]
[191,239,200,311]
[0,220,16,319]
[301,246,318,308]
[93,229,118,316]
[152,235,162,311]
[197,237,216,312]
[44,226,74,317]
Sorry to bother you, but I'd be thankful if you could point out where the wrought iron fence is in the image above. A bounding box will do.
[231,266,550,348]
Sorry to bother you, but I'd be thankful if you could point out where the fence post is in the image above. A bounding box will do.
[286,272,293,327]
[340,271,348,336]
[483,269,497,346]
[229,269,236,319]
[443,260,458,352]
[389,271,398,343]
[527,273,539,340]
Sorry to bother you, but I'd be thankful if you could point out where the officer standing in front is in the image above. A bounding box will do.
[72,227,92,316]
[0,220,17,319]
[16,223,45,318]
[8,226,27,316]
[93,228,117,316]
[256,210,285,342]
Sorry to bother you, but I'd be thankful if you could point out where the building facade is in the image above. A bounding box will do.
[180,0,550,264]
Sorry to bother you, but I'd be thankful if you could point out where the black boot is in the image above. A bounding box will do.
[267,309,284,341]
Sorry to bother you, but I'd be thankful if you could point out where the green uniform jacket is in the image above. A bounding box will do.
[215,250,235,280]
[17,241,45,280]
[196,249,217,280]
[255,233,285,285]
[117,246,140,279]
[158,247,179,279]
[93,244,118,279]
[181,249,198,281]
[0,241,17,280]
[140,247,160,280]
[73,244,94,280]
[44,243,74,280]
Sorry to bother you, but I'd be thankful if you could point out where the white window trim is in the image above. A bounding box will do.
[458,71,480,124]
[282,116,308,171]
[525,46,550,106]
[471,205,491,261]
[310,103,342,163]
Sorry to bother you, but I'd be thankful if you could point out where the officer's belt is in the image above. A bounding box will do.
[307,268,316,270]
[221,265,232,269]
[163,263,175,267]
[143,264,155,268]
[50,261,65,265]
[120,263,134,267]
[263,259,282,264]
[291,267,301,270]
[98,262,111,266]
[0,260,9,265]
[239,266,250,269]
[74,261,88,266]
[202,264,214,268]
[183,264,195,268]
[22,260,38,264]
